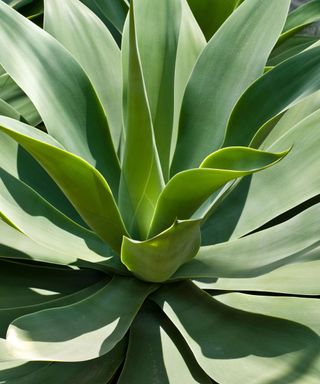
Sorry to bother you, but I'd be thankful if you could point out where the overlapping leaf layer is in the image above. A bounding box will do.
[0,0,320,383]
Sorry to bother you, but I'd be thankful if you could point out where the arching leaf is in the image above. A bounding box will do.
[5,277,155,362]
[171,0,290,173]
[153,282,320,384]
[0,1,120,193]
[0,117,128,254]
[45,0,123,150]
[150,147,288,237]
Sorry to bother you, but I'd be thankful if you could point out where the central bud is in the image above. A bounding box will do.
[120,219,201,282]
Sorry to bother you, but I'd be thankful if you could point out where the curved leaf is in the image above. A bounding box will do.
[217,293,320,336]
[0,341,126,384]
[0,116,128,254]
[0,74,40,126]
[224,45,320,147]
[0,173,126,273]
[0,220,116,270]
[118,303,211,384]
[152,282,320,384]
[0,1,120,193]
[202,92,320,245]
[269,35,319,66]
[171,0,290,173]
[6,277,155,362]
[0,98,20,120]
[196,257,320,295]
[251,90,320,149]
[176,204,320,295]
[172,0,206,160]
[219,108,320,240]
[4,1,34,9]
[132,0,181,179]
[121,219,201,283]
[0,279,108,337]
[0,361,46,382]
[44,0,123,150]
[80,0,128,34]
[119,2,164,239]
[279,0,320,45]
[0,260,102,309]
[0,131,87,227]
[150,147,288,237]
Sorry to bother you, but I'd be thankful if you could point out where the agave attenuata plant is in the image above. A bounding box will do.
[1,0,320,383]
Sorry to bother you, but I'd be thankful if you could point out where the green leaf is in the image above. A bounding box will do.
[224,45,320,148]
[215,294,320,382]
[252,90,320,148]
[172,0,206,161]
[4,0,34,10]
[0,277,107,337]
[119,2,164,239]
[80,0,128,34]
[278,0,320,45]
[0,131,86,227]
[118,303,211,384]
[0,98,20,120]
[0,361,46,382]
[269,35,319,66]
[217,108,320,240]
[186,0,239,40]
[0,162,116,262]
[0,116,128,254]
[202,92,320,245]
[0,219,86,266]
[0,1,120,194]
[171,0,290,173]
[5,277,155,362]
[152,281,320,384]
[175,204,320,295]
[195,253,320,295]
[217,293,320,336]
[0,204,123,273]
[44,0,123,150]
[150,147,288,237]
[0,342,126,383]
[132,0,181,179]
[121,219,201,283]
[0,260,102,309]
[120,16,129,157]
[0,74,40,126]
[79,0,128,45]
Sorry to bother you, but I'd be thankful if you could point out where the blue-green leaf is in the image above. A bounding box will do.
[171,0,290,173]
[224,45,320,147]
[0,1,120,193]
[5,277,155,362]
[44,0,123,150]
[119,2,164,239]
